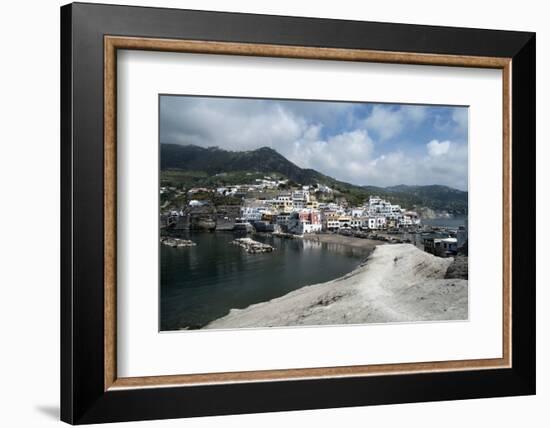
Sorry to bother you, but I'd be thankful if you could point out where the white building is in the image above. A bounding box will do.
[326,219,341,230]
[240,203,272,222]
[399,211,421,226]
[276,213,291,227]
[255,178,278,189]
[268,194,294,213]
[292,189,310,209]
[216,186,239,196]
[367,196,403,218]
[350,218,363,229]
[338,216,352,229]
[366,196,411,225]
[316,184,333,193]
[424,237,458,257]
[351,208,365,218]
[360,216,387,230]
[376,216,387,228]
[288,209,322,235]
[318,202,340,211]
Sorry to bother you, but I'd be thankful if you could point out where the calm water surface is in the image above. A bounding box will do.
[422,215,467,229]
[160,232,367,330]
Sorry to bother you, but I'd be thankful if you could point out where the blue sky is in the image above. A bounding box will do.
[160,95,468,190]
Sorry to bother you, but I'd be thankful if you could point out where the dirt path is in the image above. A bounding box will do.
[205,244,467,329]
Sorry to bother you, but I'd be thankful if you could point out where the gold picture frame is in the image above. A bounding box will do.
[103,36,512,391]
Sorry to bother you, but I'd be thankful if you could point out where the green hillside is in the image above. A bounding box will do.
[160,144,468,214]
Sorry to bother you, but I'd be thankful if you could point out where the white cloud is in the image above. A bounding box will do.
[403,105,428,122]
[287,130,374,183]
[363,105,428,141]
[360,141,467,190]
[434,107,468,138]
[452,108,468,130]
[302,123,323,142]
[160,97,467,190]
[427,139,451,157]
[289,133,466,190]
[160,98,307,150]
[364,106,404,140]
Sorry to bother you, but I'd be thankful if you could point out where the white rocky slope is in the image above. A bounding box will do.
[205,244,467,329]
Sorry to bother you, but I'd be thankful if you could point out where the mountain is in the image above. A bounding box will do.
[369,185,468,213]
[160,144,467,213]
[161,144,332,184]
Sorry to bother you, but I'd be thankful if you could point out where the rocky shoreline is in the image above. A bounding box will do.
[205,244,467,329]
[231,237,275,254]
[160,237,196,248]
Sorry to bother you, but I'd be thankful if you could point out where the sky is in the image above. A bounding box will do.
[160,95,468,190]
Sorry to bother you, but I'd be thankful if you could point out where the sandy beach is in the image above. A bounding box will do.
[205,244,467,329]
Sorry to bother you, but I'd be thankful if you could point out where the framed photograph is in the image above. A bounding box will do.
[60,2,535,424]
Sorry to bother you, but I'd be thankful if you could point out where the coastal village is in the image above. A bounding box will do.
[160,175,467,258]
[157,104,470,330]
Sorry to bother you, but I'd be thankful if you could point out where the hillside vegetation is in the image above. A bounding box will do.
[160,144,468,214]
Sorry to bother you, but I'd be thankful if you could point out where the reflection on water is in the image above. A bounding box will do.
[160,231,366,330]
[301,238,369,257]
